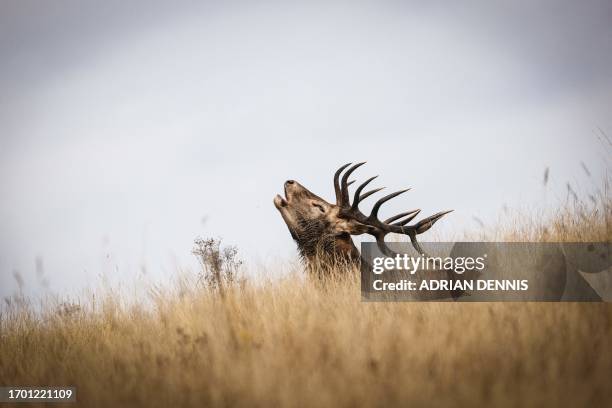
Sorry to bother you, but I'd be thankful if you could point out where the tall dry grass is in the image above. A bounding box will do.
[2,278,612,407]
[471,171,611,243]
[1,173,611,407]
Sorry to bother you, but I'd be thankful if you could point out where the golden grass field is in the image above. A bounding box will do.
[1,175,611,407]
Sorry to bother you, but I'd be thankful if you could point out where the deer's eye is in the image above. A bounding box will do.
[312,203,325,213]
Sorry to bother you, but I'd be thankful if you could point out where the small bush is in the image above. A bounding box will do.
[192,237,243,292]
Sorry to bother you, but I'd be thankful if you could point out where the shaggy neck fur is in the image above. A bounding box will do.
[293,214,360,266]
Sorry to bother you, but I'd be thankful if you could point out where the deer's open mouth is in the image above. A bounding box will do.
[274,183,292,209]
[274,194,288,209]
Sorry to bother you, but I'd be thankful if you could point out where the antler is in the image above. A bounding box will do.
[333,162,452,257]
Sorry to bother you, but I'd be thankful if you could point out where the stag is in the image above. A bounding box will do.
[273,162,452,267]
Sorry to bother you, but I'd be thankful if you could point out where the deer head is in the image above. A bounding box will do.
[274,162,452,265]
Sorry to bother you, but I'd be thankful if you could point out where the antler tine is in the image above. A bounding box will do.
[384,209,420,224]
[413,210,453,234]
[388,210,452,256]
[340,162,366,206]
[351,176,378,210]
[359,187,385,203]
[409,234,427,256]
[391,209,421,226]
[375,233,396,257]
[334,163,352,204]
[369,189,410,220]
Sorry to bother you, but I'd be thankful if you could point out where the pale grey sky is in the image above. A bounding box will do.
[1,0,611,297]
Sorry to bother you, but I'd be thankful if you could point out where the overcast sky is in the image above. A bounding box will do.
[1,0,611,297]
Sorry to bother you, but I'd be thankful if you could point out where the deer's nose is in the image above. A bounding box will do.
[285,180,295,186]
